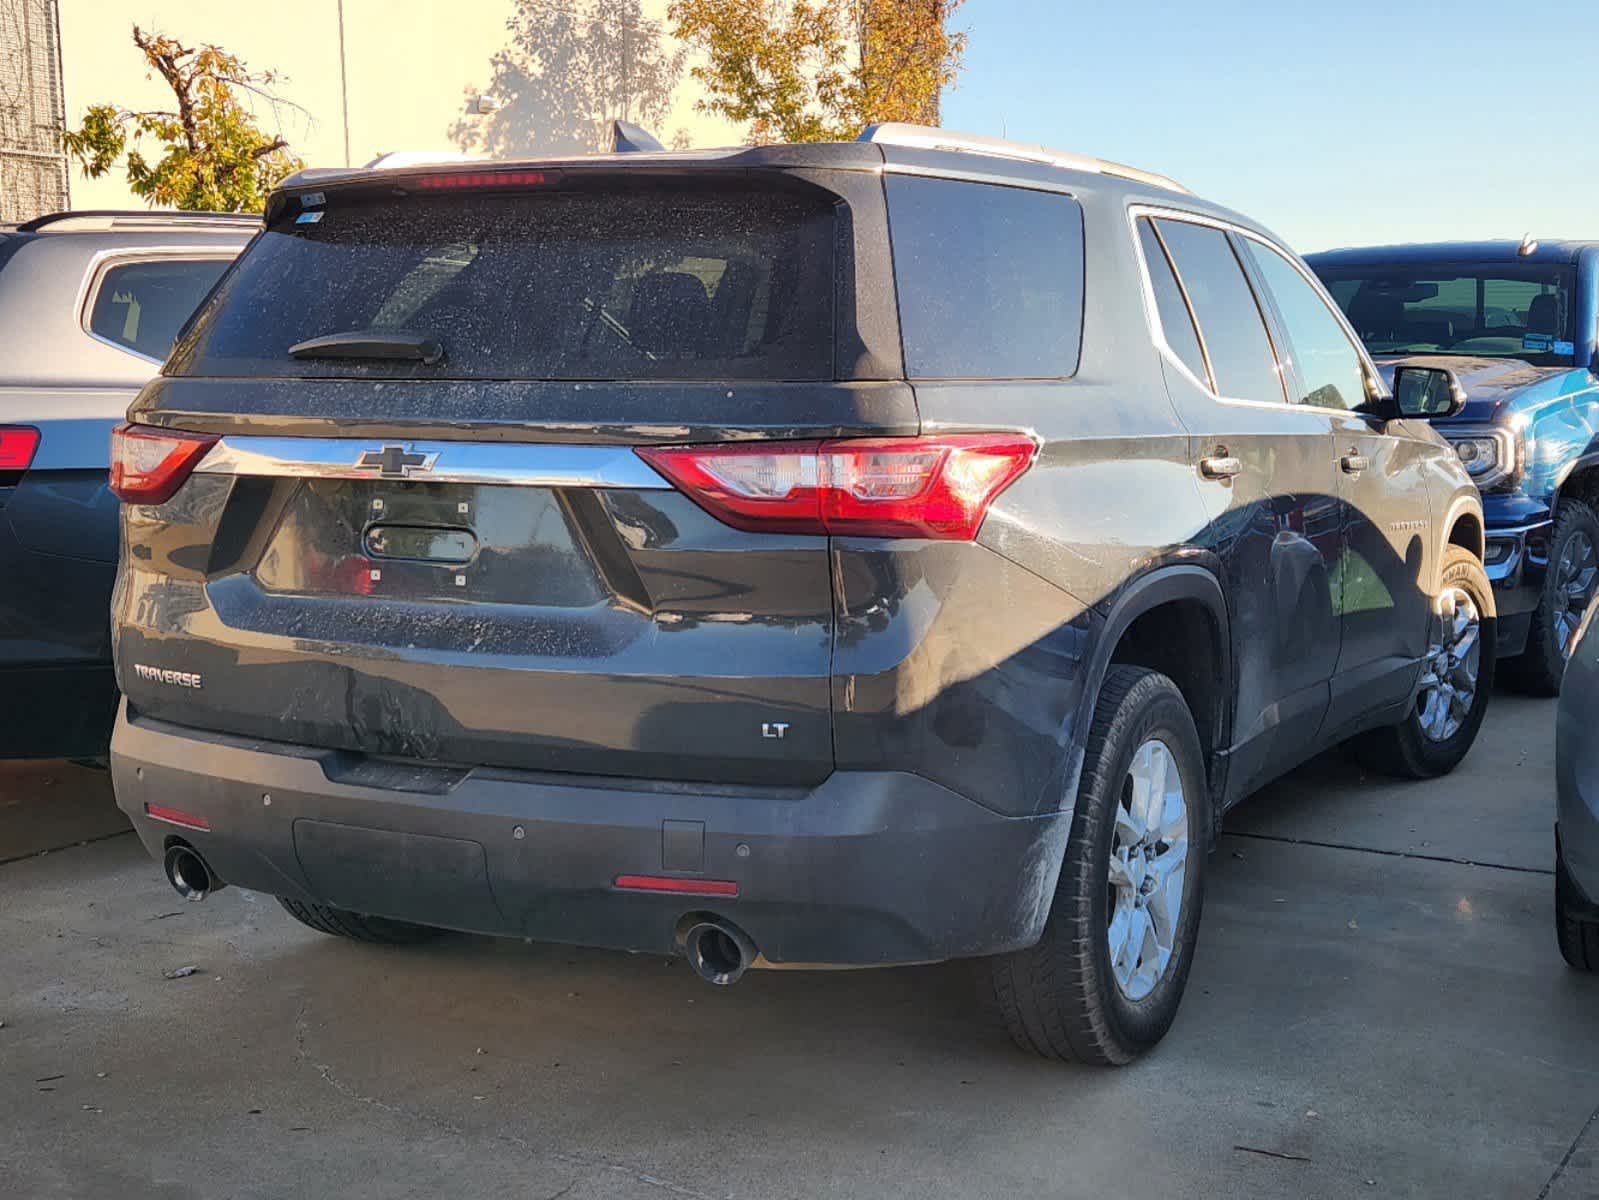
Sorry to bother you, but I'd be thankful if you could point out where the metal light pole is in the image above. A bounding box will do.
[336,0,352,166]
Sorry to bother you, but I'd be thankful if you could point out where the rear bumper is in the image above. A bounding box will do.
[110,705,1071,967]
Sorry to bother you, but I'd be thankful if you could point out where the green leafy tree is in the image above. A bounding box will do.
[667,0,965,144]
[63,26,304,213]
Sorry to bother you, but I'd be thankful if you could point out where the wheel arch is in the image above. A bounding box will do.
[1438,490,1491,611]
[1070,564,1232,831]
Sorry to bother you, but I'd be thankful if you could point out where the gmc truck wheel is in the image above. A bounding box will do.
[986,665,1207,1065]
[1508,498,1599,696]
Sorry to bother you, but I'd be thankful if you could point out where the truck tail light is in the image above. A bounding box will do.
[110,423,218,504]
[638,434,1037,540]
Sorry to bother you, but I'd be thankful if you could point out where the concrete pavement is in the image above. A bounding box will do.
[2,693,1596,1199]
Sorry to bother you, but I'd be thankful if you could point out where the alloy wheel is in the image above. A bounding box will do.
[1415,585,1481,742]
[1107,738,1189,1001]
[1552,530,1597,658]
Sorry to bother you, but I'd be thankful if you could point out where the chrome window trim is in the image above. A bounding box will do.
[193,436,673,490]
[1126,203,1391,417]
[76,247,239,365]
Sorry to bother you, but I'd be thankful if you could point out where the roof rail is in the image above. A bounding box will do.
[15,209,261,233]
[857,123,1190,195]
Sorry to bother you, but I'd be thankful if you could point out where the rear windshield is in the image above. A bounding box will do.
[1316,262,1579,367]
[170,182,837,381]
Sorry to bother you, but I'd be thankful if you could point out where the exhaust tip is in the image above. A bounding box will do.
[163,844,216,902]
[683,920,755,986]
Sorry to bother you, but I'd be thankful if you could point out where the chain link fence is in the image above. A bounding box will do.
[0,0,69,224]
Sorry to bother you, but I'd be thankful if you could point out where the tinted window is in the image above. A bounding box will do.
[1314,262,1578,366]
[88,258,229,361]
[173,184,835,380]
[1244,240,1367,411]
[1137,219,1208,386]
[1154,220,1284,404]
[887,176,1083,379]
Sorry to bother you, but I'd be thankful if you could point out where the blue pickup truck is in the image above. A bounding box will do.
[1308,241,1599,693]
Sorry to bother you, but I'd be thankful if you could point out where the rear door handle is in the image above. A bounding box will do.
[1199,455,1242,480]
[1340,453,1370,475]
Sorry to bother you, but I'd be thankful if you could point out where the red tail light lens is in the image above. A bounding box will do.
[0,426,40,471]
[637,434,1037,540]
[110,423,218,504]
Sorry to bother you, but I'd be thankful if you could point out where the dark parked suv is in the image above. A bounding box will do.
[109,124,1490,1064]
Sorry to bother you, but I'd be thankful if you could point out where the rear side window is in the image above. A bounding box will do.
[88,258,230,361]
[1154,219,1285,405]
[172,183,836,381]
[1136,219,1209,387]
[886,176,1083,379]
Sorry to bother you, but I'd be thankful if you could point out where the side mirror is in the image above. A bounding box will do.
[1392,365,1467,418]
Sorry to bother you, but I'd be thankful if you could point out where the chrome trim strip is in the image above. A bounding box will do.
[1484,520,1553,538]
[1125,202,1391,416]
[193,436,672,489]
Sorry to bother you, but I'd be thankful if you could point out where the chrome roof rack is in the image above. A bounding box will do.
[857,123,1190,195]
[15,209,261,233]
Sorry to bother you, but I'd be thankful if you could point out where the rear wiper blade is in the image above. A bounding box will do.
[288,330,444,365]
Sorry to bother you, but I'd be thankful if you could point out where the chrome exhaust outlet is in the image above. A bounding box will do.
[163,844,222,902]
[683,919,756,986]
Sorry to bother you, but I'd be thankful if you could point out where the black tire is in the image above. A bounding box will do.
[1354,546,1495,779]
[1506,498,1599,696]
[277,897,443,945]
[1556,837,1599,972]
[985,665,1207,1065]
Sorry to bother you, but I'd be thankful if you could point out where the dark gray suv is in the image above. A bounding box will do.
[107,124,1491,1063]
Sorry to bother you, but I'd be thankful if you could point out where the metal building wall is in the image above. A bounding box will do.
[0,0,69,223]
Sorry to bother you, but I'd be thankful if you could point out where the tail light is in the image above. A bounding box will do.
[637,434,1037,540]
[0,426,40,472]
[110,423,218,504]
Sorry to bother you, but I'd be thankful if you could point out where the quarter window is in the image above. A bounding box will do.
[88,258,230,361]
[1153,219,1285,405]
[887,175,1084,379]
[1136,219,1208,387]
[1243,240,1367,411]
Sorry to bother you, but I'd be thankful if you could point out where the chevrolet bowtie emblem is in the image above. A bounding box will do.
[354,445,438,478]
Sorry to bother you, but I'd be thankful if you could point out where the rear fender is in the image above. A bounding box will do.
[1067,563,1232,839]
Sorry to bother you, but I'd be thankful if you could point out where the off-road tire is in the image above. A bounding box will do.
[277,897,443,945]
[986,665,1207,1065]
[1506,498,1599,696]
[1557,837,1599,972]
[1354,546,1495,778]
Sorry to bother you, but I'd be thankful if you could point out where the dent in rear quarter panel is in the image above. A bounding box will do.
[875,185,1207,818]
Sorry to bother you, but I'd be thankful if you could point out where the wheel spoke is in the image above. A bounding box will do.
[1145,857,1185,943]
[1107,850,1135,890]
[1122,907,1149,975]
[1106,737,1190,1002]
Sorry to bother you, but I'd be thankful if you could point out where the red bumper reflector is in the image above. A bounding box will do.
[144,803,210,832]
[614,874,739,898]
[0,426,40,471]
